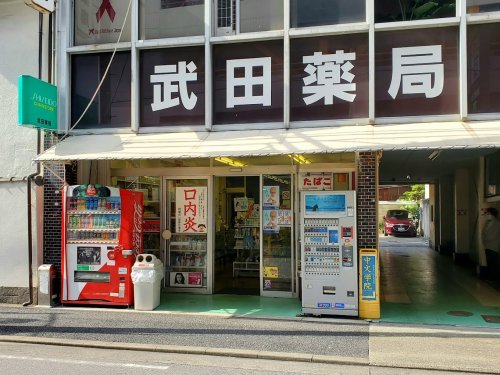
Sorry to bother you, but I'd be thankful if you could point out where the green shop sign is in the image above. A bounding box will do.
[18,75,57,131]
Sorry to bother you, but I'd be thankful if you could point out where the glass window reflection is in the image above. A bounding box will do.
[140,0,204,39]
[71,52,131,129]
[467,0,500,13]
[375,1,456,23]
[291,0,365,28]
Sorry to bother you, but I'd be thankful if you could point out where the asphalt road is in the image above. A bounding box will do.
[0,342,476,375]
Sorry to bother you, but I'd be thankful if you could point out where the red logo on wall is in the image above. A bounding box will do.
[96,0,116,22]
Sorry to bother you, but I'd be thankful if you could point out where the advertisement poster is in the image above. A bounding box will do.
[263,209,279,233]
[263,186,280,208]
[74,0,132,46]
[170,271,203,287]
[304,193,346,216]
[277,210,292,226]
[234,197,248,212]
[299,172,332,191]
[264,266,279,278]
[176,187,207,233]
[246,202,259,219]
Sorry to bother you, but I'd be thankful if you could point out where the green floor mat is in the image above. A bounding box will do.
[155,293,302,318]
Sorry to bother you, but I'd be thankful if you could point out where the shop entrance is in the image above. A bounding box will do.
[214,176,261,294]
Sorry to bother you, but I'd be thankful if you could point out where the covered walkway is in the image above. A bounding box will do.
[380,236,500,327]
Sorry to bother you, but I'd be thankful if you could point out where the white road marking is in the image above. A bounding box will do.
[0,354,170,370]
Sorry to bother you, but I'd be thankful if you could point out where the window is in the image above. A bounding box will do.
[140,0,204,39]
[290,34,369,122]
[485,150,500,198]
[213,41,284,124]
[71,52,131,129]
[375,1,456,23]
[291,0,365,28]
[467,0,500,14]
[467,23,500,114]
[215,0,283,36]
[375,27,459,118]
[140,47,205,127]
[74,0,131,46]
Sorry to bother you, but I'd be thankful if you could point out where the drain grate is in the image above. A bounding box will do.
[447,310,473,317]
[481,315,500,323]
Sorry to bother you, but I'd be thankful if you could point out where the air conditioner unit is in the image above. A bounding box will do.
[25,0,55,14]
[216,0,236,36]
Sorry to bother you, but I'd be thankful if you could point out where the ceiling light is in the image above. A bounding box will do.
[288,154,311,165]
[428,150,441,161]
[214,157,247,167]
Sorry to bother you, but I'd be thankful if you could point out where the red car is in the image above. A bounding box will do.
[383,209,417,237]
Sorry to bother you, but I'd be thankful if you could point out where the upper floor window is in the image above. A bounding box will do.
[71,52,131,129]
[375,1,456,23]
[291,0,365,28]
[74,0,131,46]
[140,0,204,39]
[375,27,459,117]
[467,23,500,114]
[467,0,500,13]
[214,0,283,36]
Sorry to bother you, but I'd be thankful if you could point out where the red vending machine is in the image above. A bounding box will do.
[61,184,144,306]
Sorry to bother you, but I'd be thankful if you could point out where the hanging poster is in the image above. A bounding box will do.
[264,266,279,278]
[234,197,249,212]
[176,187,207,233]
[263,209,279,233]
[263,186,280,208]
[277,210,292,226]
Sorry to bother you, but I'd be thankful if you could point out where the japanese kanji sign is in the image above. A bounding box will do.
[175,187,207,234]
[375,27,458,117]
[140,46,205,127]
[213,40,284,124]
[290,34,369,122]
[299,172,333,191]
[361,253,377,301]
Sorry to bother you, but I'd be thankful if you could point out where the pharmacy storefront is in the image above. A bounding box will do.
[40,1,500,301]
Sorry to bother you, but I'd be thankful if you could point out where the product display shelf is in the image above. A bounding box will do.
[169,233,208,271]
[233,261,259,278]
[232,224,259,278]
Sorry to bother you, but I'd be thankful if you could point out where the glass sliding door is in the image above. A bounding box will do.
[214,176,261,295]
[261,174,294,296]
[165,177,211,293]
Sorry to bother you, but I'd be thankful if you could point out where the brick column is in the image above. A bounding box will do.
[356,152,378,249]
[42,134,77,272]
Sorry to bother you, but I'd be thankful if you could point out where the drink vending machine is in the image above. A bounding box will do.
[61,184,144,306]
[300,191,358,316]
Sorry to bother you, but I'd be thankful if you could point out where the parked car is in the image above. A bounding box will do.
[383,209,417,237]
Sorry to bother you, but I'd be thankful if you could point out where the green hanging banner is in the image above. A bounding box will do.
[18,75,57,131]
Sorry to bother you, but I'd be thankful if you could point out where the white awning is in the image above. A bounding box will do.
[35,121,500,162]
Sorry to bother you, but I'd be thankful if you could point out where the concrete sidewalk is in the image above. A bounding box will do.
[0,305,499,373]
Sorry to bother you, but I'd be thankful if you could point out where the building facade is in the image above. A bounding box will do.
[0,1,50,304]
[32,1,500,306]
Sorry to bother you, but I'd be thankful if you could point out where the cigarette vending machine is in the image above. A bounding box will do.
[61,184,143,306]
[301,191,358,316]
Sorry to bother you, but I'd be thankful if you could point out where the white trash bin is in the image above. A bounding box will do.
[131,254,164,311]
